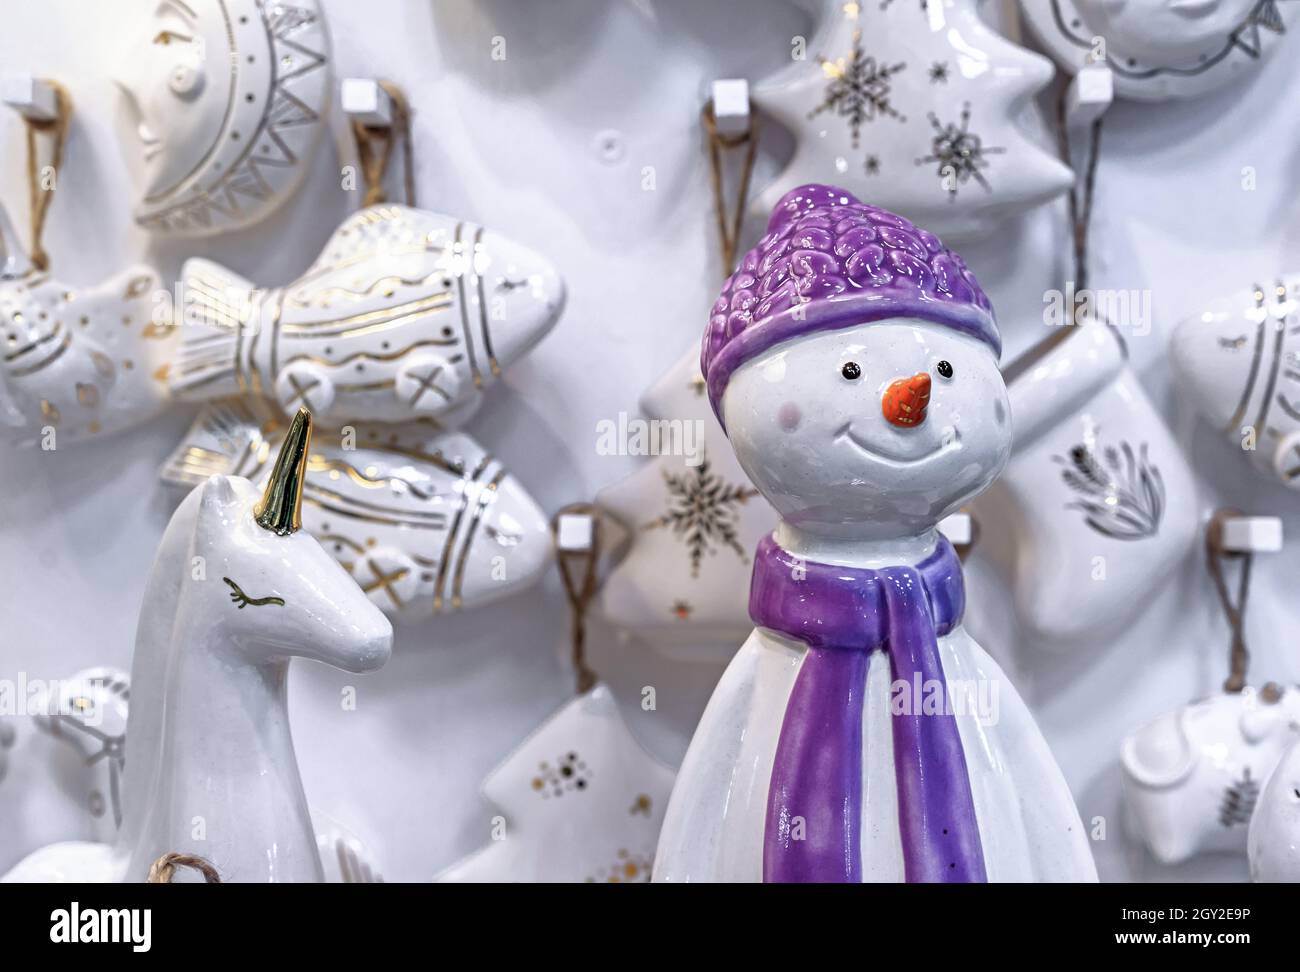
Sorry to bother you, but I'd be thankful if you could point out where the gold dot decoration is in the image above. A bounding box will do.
[533,751,590,799]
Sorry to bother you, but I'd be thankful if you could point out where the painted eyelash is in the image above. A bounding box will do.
[223,577,286,609]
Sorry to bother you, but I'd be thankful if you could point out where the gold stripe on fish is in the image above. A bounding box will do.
[451,465,507,609]
[432,451,493,613]
[9,330,71,377]
[472,225,501,378]
[453,222,484,389]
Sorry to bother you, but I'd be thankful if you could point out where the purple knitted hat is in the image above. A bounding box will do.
[702,184,1000,424]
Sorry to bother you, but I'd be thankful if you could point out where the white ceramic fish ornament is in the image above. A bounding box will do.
[436,684,675,883]
[1171,276,1300,490]
[0,204,173,447]
[1122,686,1300,864]
[160,399,550,616]
[2,410,395,882]
[167,205,565,427]
[752,0,1071,241]
[1020,0,1297,102]
[116,0,331,236]
[1249,733,1300,881]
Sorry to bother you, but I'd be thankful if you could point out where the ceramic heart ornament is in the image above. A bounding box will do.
[436,684,675,883]
[595,348,777,659]
[160,399,550,616]
[1249,732,1300,881]
[3,410,395,882]
[166,205,565,428]
[655,185,1096,882]
[0,205,174,447]
[1020,0,1297,102]
[752,0,1071,242]
[116,0,331,236]
[1171,276,1300,490]
[990,323,1199,644]
[1121,685,1300,864]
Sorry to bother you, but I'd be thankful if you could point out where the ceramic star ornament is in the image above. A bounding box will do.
[654,185,1097,883]
[116,0,332,237]
[752,0,1071,242]
[1020,0,1298,101]
[437,685,675,883]
[165,205,565,428]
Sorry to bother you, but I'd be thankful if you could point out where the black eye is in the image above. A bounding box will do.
[841,361,861,380]
[936,360,954,379]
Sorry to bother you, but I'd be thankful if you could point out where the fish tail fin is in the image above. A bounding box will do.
[160,398,275,487]
[165,258,256,401]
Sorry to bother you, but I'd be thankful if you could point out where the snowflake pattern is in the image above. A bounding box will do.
[914,103,1005,198]
[808,29,907,148]
[642,451,760,578]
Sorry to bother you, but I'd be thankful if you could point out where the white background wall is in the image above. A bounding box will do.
[2,0,1298,882]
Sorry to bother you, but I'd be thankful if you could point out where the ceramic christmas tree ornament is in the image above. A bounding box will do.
[1121,686,1300,864]
[161,399,551,616]
[1020,0,1297,102]
[655,184,1096,882]
[1171,276,1300,490]
[2,410,395,882]
[752,0,1071,242]
[166,205,565,427]
[116,0,331,237]
[992,322,1198,644]
[437,684,675,883]
[1249,733,1300,881]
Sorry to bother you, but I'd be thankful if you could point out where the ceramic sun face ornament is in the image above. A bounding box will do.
[161,399,550,616]
[1171,276,1300,490]
[167,205,565,427]
[0,205,173,447]
[1121,686,1300,865]
[1249,733,1300,881]
[117,0,331,236]
[2,410,394,882]
[1021,0,1296,101]
[752,0,1071,242]
[654,185,1096,882]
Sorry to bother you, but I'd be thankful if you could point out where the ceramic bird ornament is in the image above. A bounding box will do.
[0,204,174,447]
[654,185,1097,882]
[160,398,551,616]
[752,0,1071,242]
[166,205,565,427]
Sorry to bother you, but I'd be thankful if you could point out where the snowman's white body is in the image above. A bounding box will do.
[654,320,1098,882]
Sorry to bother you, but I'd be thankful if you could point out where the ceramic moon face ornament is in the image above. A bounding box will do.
[0,205,174,447]
[654,184,1097,882]
[166,205,565,427]
[116,0,331,236]
[1172,276,1300,490]
[1020,0,1297,101]
[161,399,551,616]
[753,0,1071,242]
[1249,732,1300,881]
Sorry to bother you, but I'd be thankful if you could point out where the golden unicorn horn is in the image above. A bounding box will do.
[254,407,312,535]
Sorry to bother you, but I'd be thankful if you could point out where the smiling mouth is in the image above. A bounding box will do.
[836,424,962,468]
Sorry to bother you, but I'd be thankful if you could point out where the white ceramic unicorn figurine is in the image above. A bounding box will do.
[2,408,393,882]
[654,185,1096,882]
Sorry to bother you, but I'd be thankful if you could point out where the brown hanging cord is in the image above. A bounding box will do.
[21,79,72,272]
[552,503,602,695]
[146,852,222,884]
[1054,82,1103,298]
[351,80,415,208]
[702,100,759,278]
[1205,509,1254,695]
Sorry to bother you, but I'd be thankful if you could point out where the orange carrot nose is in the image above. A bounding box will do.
[882,372,931,428]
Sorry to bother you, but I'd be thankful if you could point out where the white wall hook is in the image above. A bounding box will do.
[939,512,973,547]
[1065,62,1113,129]
[1220,516,1283,554]
[709,78,750,138]
[556,511,595,553]
[341,77,393,128]
[1,75,59,122]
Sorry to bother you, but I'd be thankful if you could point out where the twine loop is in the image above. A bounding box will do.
[552,504,603,695]
[701,100,759,278]
[21,79,72,272]
[1206,509,1254,695]
[146,852,222,884]
[351,80,415,208]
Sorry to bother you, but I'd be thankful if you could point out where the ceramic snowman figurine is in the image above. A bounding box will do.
[1249,734,1300,881]
[166,205,565,427]
[1021,0,1296,101]
[116,0,331,236]
[654,184,1096,882]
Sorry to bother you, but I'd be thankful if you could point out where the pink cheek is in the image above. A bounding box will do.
[777,401,802,432]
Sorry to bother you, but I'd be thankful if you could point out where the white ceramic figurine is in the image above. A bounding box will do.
[1249,733,1300,881]
[166,205,565,427]
[2,409,394,882]
[653,185,1096,882]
